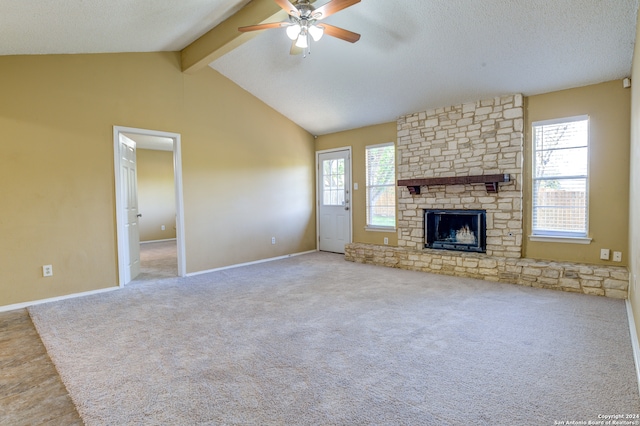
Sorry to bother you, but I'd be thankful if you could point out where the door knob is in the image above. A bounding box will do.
[345,207,349,211]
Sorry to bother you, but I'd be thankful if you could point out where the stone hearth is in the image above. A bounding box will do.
[345,243,628,299]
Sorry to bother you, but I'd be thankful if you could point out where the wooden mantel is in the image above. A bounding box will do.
[397,174,510,195]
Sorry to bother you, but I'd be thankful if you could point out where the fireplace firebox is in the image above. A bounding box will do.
[424,209,486,253]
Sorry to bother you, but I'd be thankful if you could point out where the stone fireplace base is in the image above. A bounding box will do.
[345,243,629,299]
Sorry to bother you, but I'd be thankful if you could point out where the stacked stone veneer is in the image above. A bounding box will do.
[345,243,629,299]
[344,94,630,298]
[397,94,524,257]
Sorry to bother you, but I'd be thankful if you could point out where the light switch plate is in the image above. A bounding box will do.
[613,251,622,262]
[600,249,610,260]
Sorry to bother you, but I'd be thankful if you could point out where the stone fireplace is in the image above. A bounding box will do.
[345,94,629,299]
[396,94,523,258]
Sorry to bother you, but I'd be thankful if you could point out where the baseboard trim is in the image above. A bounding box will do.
[141,238,177,244]
[186,250,318,277]
[0,250,319,312]
[625,299,640,397]
[0,287,120,313]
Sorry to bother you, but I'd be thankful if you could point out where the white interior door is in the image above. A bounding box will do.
[119,134,141,283]
[318,149,351,253]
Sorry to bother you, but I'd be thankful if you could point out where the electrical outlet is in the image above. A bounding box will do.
[42,265,53,277]
[161,225,165,231]
[600,249,610,260]
[613,251,622,262]
[271,237,276,245]
[384,237,389,245]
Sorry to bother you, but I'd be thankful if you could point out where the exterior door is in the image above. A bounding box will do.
[119,134,141,283]
[318,149,351,253]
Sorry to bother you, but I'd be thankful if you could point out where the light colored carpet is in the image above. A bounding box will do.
[29,252,640,425]
[135,240,177,281]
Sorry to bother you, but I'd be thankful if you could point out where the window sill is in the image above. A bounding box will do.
[365,226,396,233]
[528,235,592,245]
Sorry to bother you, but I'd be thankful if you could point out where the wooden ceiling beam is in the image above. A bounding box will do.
[180,0,285,74]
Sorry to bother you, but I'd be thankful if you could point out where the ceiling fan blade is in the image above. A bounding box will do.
[313,0,361,20]
[290,41,303,55]
[238,22,288,33]
[274,0,300,17]
[320,23,361,43]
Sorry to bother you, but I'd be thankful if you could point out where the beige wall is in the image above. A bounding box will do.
[137,149,176,242]
[315,122,398,246]
[629,8,640,349]
[0,52,316,307]
[524,81,631,265]
[181,68,316,272]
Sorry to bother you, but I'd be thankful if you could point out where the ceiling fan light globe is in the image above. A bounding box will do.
[286,24,301,40]
[308,25,324,41]
[295,34,309,49]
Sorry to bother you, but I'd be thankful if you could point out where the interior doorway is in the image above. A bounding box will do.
[113,126,186,286]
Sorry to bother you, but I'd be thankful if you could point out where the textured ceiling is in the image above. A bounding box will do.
[1,0,637,136]
[211,0,639,135]
[0,0,251,55]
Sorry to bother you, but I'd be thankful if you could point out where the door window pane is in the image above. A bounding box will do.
[322,159,345,206]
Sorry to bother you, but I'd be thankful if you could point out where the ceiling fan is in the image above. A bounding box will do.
[238,0,361,56]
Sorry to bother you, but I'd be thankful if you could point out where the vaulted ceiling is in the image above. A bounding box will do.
[2,0,637,135]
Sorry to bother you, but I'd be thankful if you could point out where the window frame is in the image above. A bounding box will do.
[365,142,396,231]
[530,115,591,243]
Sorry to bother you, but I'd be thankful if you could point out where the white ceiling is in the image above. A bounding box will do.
[0,0,251,54]
[1,0,638,136]
[210,0,639,135]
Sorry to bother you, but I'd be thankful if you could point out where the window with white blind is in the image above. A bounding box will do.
[366,143,396,229]
[532,115,589,240]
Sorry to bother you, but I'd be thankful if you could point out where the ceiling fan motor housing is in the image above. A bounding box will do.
[295,1,320,20]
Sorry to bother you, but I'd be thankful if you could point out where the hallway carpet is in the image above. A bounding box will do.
[135,240,177,281]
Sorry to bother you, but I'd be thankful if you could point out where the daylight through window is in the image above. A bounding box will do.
[322,158,345,206]
[366,143,396,228]
[532,115,589,238]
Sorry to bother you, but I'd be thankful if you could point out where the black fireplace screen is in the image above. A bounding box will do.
[424,209,486,253]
